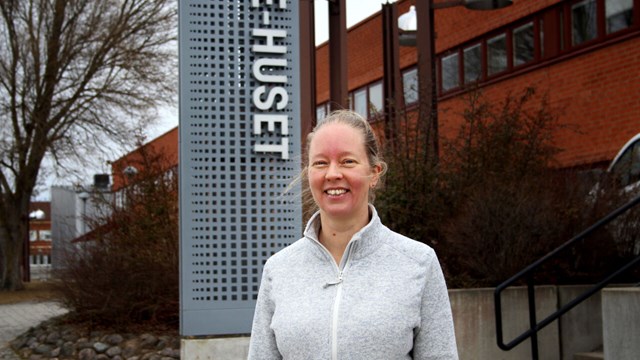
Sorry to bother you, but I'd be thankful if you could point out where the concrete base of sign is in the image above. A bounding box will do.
[181,337,250,360]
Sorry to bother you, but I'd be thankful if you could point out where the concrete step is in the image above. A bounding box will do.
[573,351,604,360]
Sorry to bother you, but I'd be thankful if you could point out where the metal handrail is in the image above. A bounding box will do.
[494,193,640,359]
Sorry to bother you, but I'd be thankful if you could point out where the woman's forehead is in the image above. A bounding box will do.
[309,123,366,156]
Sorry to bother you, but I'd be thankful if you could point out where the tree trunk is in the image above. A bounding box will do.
[0,225,24,291]
[0,192,30,291]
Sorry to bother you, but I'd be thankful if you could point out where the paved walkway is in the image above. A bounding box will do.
[0,301,67,359]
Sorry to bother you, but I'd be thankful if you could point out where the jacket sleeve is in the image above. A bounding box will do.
[412,254,459,360]
[248,261,282,359]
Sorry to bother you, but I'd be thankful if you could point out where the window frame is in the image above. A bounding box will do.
[40,230,52,241]
[513,21,537,67]
[463,42,483,84]
[434,0,639,97]
[402,67,419,105]
[440,50,461,93]
[605,0,635,34]
[349,81,386,122]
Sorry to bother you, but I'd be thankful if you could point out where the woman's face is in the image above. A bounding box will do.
[308,122,380,222]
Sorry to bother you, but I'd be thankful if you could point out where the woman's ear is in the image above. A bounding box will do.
[370,164,382,188]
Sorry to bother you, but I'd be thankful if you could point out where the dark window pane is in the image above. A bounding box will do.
[606,0,633,34]
[488,34,507,75]
[464,44,481,84]
[442,53,460,91]
[514,22,535,66]
[572,0,597,46]
[402,68,418,104]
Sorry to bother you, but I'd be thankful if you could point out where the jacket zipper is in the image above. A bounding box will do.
[322,242,355,360]
[330,270,343,360]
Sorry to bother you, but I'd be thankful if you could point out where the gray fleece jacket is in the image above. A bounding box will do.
[248,206,458,359]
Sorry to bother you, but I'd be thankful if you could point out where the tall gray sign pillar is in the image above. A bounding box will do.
[178,0,302,345]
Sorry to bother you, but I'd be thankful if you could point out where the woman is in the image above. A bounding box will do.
[248,110,458,359]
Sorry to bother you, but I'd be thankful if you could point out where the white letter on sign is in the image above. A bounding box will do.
[253,114,289,135]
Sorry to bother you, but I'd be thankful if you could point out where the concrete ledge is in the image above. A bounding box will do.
[573,351,603,360]
[449,286,559,360]
[602,287,640,360]
[181,337,250,360]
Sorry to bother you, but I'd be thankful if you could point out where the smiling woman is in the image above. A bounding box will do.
[248,110,459,360]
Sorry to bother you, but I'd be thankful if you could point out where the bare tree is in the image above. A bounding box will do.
[0,0,176,290]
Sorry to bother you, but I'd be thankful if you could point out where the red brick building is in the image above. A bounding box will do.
[29,201,52,267]
[316,0,640,169]
[122,0,639,174]
[111,128,178,192]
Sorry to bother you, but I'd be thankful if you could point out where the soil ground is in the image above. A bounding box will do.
[0,281,61,305]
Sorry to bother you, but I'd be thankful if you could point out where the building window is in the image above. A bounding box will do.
[487,33,507,75]
[464,44,482,84]
[435,0,639,96]
[572,0,598,46]
[30,254,48,266]
[40,230,52,241]
[611,139,640,187]
[402,68,419,105]
[350,82,385,120]
[353,88,368,118]
[29,230,37,241]
[513,22,535,66]
[316,103,327,121]
[347,93,354,111]
[368,82,384,117]
[560,7,566,51]
[606,0,633,34]
[441,52,460,91]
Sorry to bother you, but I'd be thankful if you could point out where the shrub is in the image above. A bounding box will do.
[378,87,597,287]
[54,142,179,328]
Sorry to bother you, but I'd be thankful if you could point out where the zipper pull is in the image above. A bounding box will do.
[323,271,343,288]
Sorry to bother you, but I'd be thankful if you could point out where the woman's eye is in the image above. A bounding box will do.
[343,159,356,165]
[312,161,327,167]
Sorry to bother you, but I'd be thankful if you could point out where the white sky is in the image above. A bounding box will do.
[36,1,398,200]
[314,0,399,45]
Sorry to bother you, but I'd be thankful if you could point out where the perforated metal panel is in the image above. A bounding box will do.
[179,0,301,336]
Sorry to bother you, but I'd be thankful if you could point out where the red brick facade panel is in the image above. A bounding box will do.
[111,127,178,190]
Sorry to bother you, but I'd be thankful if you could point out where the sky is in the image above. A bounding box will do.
[37,1,399,200]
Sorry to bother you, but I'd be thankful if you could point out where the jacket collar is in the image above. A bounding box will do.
[303,204,385,262]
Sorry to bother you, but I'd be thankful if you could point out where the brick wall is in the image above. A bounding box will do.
[111,127,178,190]
[315,0,640,169]
[439,35,640,167]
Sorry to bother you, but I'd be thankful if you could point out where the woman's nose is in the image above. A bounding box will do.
[325,163,343,180]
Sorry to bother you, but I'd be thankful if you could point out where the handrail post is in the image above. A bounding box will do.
[494,290,504,349]
[527,275,539,360]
